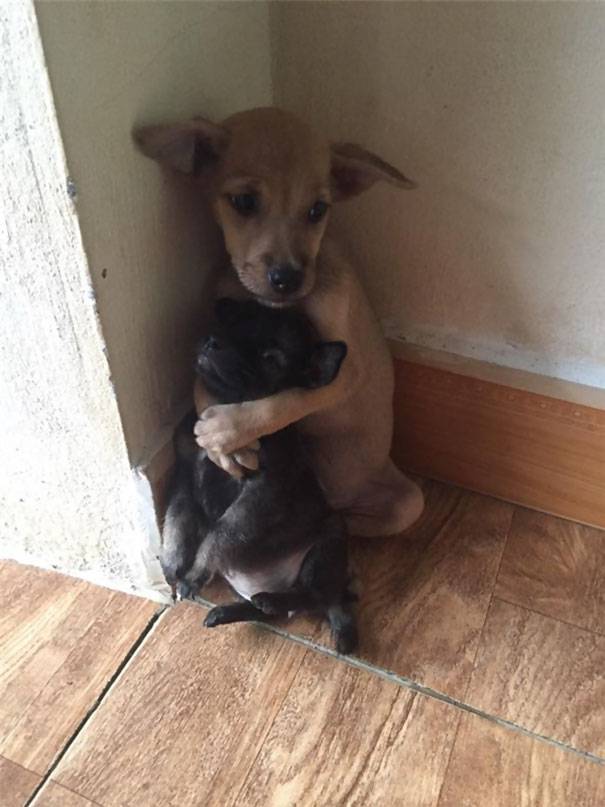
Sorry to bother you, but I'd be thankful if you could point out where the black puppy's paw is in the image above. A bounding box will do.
[250,592,281,616]
[203,606,225,628]
[334,623,359,656]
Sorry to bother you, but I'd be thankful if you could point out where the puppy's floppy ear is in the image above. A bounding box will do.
[331,142,416,200]
[133,117,229,175]
[302,341,347,388]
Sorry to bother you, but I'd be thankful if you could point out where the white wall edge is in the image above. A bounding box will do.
[389,336,605,410]
[0,546,171,605]
[385,322,605,401]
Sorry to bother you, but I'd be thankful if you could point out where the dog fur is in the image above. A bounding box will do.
[135,107,424,537]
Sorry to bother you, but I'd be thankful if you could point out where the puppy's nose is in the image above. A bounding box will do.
[204,335,221,351]
[268,264,303,295]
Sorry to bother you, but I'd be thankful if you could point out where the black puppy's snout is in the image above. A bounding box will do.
[268,264,303,295]
[204,335,222,351]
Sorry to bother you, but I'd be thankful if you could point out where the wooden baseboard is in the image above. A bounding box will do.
[142,356,605,530]
[392,358,605,529]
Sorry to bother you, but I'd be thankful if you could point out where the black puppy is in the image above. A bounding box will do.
[160,298,358,654]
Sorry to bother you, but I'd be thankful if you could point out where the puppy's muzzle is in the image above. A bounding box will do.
[204,336,222,352]
[268,264,303,296]
[197,335,222,372]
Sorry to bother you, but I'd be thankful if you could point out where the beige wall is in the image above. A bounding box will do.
[272,2,605,389]
[36,0,273,463]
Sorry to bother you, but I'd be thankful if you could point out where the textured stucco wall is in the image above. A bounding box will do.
[35,0,273,463]
[271,2,605,389]
[0,1,164,597]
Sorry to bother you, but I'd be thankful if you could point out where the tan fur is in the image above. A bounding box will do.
[135,108,423,536]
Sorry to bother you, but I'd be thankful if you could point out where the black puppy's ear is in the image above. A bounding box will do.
[133,117,229,175]
[302,342,347,388]
[214,298,241,325]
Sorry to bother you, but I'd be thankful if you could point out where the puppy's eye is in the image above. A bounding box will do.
[261,348,286,368]
[308,200,329,224]
[229,193,259,217]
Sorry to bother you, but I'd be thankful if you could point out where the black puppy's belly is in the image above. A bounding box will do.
[208,526,359,655]
[223,547,310,601]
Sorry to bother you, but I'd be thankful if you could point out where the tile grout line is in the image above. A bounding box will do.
[23,606,168,807]
[495,594,605,639]
[189,596,605,768]
[269,622,605,767]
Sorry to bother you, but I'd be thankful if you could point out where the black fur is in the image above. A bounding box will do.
[161,299,358,654]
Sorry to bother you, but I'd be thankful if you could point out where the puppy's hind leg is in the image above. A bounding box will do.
[250,590,311,616]
[326,603,358,655]
[250,590,357,652]
[161,470,204,599]
[297,516,359,655]
[203,601,269,628]
[343,460,424,538]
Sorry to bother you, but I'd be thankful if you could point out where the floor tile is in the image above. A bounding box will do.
[54,601,460,807]
[439,713,605,807]
[52,603,307,807]
[0,561,157,774]
[311,482,514,698]
[467,598,605,757]
[237,650,460,807]
[496,507,605,633]
[0,754,41,807]
[32,781,100,807]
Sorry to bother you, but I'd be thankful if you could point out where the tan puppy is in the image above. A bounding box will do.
[135,108,424,537]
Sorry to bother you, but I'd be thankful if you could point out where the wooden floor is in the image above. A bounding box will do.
[2,479,605,806]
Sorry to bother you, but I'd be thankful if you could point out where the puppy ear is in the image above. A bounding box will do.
[133,117,229,175]
[330,142,416,200]
[302,341,347,388]
[214,297,241,325]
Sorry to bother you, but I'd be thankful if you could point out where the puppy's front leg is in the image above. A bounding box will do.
[194,378,261,478]
[194,356,358,457]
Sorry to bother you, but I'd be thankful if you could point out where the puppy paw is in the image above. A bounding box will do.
[334,624,359,656]
[203,606,225,628]
[194,404,257,456]
[250,592,281,616]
